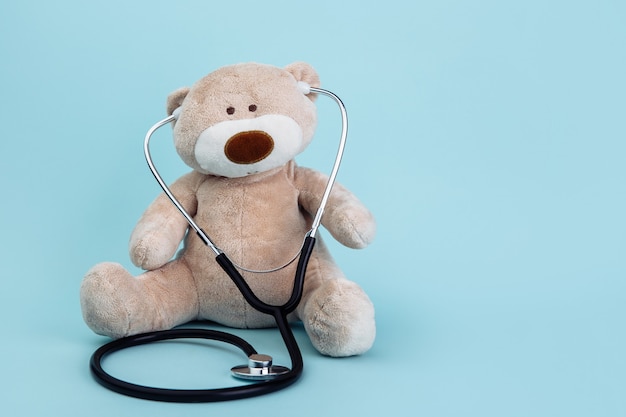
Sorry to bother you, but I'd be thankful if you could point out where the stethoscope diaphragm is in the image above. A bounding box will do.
[231,354,291,381]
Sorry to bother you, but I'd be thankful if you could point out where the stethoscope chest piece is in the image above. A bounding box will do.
[231,354,290,381]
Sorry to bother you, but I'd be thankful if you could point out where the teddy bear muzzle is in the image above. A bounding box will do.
[224,130,275,164]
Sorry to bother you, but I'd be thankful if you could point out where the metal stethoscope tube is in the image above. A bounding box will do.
[89,86,347,402]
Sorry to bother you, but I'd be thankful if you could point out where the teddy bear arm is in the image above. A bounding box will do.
[295,167,376,249]
[129,173,200,270]
[321,183,376,248]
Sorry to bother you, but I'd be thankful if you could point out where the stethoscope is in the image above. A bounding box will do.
[89,86,348,402]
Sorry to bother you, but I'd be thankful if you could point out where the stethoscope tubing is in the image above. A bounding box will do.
[90,323,301,402]
[90,328,257,403]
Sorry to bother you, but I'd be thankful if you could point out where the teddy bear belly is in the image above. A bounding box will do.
[179,175,311,327]
[182,234,306,328]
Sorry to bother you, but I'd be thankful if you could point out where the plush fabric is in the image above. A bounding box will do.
[80,62,376,357]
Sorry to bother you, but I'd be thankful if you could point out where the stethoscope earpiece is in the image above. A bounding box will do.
[297,81,311,95]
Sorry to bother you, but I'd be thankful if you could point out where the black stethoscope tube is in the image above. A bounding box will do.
[90,328,257,402]
[88,236,315,402]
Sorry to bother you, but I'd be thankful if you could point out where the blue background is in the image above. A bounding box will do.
[1,1,624,415]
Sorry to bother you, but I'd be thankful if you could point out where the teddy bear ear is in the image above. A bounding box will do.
[166,87,190,116]
[285,62,320,97]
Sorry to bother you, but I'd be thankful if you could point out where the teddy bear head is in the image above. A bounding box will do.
[166,62,320,178]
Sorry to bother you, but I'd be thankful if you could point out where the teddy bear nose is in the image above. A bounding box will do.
[224,130,275,164]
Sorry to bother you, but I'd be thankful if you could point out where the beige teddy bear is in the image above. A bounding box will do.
[80,62,376,357]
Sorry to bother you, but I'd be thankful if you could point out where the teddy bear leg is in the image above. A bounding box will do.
[299,277,376,357]
[80,260,199,338]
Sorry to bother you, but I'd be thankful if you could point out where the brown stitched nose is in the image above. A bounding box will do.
[224,130,274,164]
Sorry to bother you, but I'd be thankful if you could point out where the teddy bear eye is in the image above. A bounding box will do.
[248,104,257,112]
[226,107,235,115]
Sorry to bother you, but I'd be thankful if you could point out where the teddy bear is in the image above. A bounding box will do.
[80,62,376,357]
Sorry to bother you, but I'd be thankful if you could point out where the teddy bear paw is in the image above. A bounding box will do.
[302,280,376,357]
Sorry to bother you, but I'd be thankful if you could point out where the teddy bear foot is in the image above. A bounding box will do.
[302,280,376,357]
[81,260,200,339]
[80,262,139,338]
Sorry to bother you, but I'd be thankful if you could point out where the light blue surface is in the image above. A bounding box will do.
[1,0,624,415]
